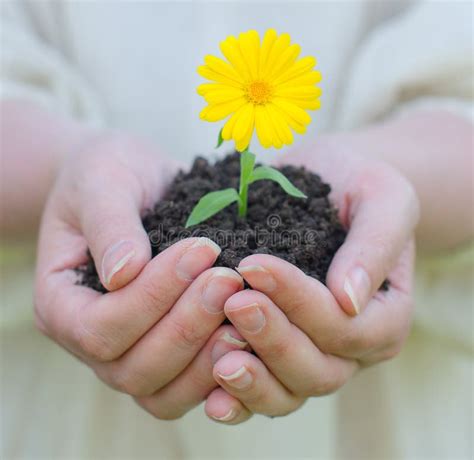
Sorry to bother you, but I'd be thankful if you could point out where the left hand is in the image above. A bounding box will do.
[204,140,419,424]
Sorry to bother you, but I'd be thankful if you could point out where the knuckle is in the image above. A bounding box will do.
[263,337,291,362]
[135,397,185,421]
[103,365,153,397]
[379,340,405,362]
[76,325,118,362]
[270,398,305,417]
[170,318,207,351]
[336,326,377,357]
[304,376,343,397]
[139,279,171,315]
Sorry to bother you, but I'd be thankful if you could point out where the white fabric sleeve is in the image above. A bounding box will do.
[0,1,105,127]
[338,0,473,128]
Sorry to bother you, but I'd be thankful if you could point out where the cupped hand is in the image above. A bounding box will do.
[205,139,420,424]
[34,133,248,419]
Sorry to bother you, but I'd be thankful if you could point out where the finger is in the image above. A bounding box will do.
[38,237,221,361]
[236,246,415,361]
[326,169,419,315]
[75,165,153,291]
[205,388,252,425]
[134,326,248,419]
[94,267,244,396]
[213,350,304,417]
[224,290,357,395]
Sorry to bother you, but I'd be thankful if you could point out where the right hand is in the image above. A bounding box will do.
[34,133,246,419]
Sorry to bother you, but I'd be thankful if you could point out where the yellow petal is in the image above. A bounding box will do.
[233,103,254,141]
[272,56,317,86]
[274,86,322,99]
[200,98,246,122]
[204,88,245,104]
[220,36,251,81]
[197,83,241,96]
[259,29,278,78]
[197,65,242,88]
[255,105,272,148]
[268,44,301,80]
[238,30,260,79]
[277,70,322,88]
[267,106,293,146]
[235,124,254,151]
[261,33,291,79]
[264,106,283,149]
[274,104,307,134]
[204,55,243,83]
[287,98,321,110]
[222,104,247,140]
[272,97,312,126]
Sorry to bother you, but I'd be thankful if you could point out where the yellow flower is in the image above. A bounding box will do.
[197,29,322,152]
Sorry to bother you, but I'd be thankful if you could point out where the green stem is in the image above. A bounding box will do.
[238,148,256,218]
[238,180,248,217]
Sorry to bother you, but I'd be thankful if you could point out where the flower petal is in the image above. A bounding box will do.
[276,70,322,88]
[197,83,241,96]
[274,86,322,100]
[268,44,301,80]
[273,103,307,134]
[255,105,272,148]
[204,55,243,83]
[259,29,278,78]
[235,105,255,151]
[222,104,247,140]
[272,97,312,126]
[264,105,283,149]
[238,30,260,80]
[197,65,242,88]
[286,98,321,111]
[203,88,245,104]
[261,33,291,79]
[233,103,254,141]
[267,105,293,146]
[272,56,317,86]
[220,36,251,81]
[200,98,247,122]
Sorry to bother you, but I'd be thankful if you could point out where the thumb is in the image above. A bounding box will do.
[79,187,152,291]
[327,172,419,316]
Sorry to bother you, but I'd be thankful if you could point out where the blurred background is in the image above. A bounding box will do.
[1,1,473,459]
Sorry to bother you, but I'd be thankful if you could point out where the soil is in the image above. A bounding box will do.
[78,152,382,294]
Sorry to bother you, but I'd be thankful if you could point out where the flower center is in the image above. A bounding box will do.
[245,80,273,105]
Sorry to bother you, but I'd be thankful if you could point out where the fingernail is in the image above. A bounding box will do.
[101,240,136,286]
[211,332,248,365]
[211,408,237,422]
[227,303,265,334]
[202,269,243,314]
[344,266,371,315]
[236,265,277,292]
[217,366,253,390]
[176,238,221,281]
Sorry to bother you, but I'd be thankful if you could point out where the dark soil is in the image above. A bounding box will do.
[78,152,371,293]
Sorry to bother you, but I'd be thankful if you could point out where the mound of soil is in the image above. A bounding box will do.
[78,152,348,293]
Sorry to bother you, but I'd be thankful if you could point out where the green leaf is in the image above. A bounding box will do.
[216,128,224,148]
[185,188,241,228]
[249,166,307,199]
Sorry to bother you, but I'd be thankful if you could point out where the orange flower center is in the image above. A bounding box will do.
[245,80,273,105]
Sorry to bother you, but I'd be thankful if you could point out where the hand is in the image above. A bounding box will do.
[34,133,247,419]
[204,139,419,424]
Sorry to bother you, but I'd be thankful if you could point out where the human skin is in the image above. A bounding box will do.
[1,100,472,422]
